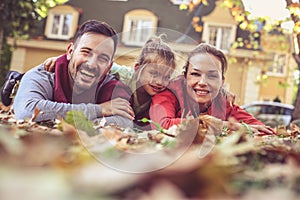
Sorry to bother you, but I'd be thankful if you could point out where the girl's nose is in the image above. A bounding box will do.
[154,76,168,86]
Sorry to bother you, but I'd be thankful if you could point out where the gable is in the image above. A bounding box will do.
[44,5,80,40]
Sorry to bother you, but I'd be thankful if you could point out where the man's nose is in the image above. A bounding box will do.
[86,55,98,68]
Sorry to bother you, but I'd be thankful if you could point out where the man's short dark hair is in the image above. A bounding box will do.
[73,20,118,56]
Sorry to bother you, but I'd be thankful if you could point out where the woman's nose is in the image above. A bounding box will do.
[197,75,207,85]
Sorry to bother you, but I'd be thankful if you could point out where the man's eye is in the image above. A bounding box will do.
[81,50,90,55]
[97,56,109,63]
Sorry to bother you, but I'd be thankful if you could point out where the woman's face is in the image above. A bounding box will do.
[137,62,174,96]
[186,53,224,105]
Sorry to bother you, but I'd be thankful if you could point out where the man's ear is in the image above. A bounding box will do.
[66,43,74,60]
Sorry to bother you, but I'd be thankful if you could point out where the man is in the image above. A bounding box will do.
[13,20,134,128]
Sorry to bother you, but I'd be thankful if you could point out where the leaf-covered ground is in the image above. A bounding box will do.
[1,102,300,200]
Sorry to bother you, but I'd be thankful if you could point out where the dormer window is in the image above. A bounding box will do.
[45,5,80,40]
[169,0,191,5]
[202,22,236,51]
[122,9,158,46]
[201,1,237,52]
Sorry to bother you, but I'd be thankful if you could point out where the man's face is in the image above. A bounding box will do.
[67,32,114,94]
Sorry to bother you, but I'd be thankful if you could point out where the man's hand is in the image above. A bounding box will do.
[100,98,135,120]
[43,56,59,72]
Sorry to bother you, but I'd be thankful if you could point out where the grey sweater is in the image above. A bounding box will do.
[13,64,133,128]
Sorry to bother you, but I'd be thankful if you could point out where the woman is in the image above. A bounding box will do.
[149,43,274,135]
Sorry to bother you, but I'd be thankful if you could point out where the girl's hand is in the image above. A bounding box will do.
[43,56,59,72]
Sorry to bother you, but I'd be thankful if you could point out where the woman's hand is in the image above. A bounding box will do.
[43,56,59,72]
[224,118,275,135]
[100,98,135,120]
[246,124,275,135]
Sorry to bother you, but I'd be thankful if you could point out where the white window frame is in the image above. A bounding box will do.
[202,22,236,52]
[266,53,287,77]
[122,9,158,46]
[169,0,191,5]
[45,5,79,40]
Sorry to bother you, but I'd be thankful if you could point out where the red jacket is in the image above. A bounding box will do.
[150,75,264,129]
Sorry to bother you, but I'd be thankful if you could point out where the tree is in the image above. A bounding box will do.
[0,0,68,87]
[178,0,300,122]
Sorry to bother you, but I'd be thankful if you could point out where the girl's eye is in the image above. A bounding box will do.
[150,71,158,77]
[163,75,170,81]
[208,74,219,79]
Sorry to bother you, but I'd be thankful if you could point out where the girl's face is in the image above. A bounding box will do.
[186,53,224,105]
[137,62,174,96]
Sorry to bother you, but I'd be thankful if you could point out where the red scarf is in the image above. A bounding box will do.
[52,54,133,106]
[53,54,72,103]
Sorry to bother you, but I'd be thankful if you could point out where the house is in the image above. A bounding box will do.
[7,0,296,105]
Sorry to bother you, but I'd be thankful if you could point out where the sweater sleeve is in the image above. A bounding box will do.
[110,62,133,85]
[149,90,182,130]
[228,104,265,125]
[13,65,101,122]
[94,75,134,129]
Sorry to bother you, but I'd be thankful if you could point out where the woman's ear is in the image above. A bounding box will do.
[134,63,140,71]
[183,64,189,77]
[66,43,74,60]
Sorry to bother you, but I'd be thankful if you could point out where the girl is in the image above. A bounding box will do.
[149,43,274,135]
[44,35,176,130]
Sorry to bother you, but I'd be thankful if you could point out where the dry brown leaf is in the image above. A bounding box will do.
[30,108,41,122]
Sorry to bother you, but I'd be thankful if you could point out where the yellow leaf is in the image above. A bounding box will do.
[240,22,248,30]
[193,16,200,23]
[179,4,188,10]
[195,25,203,32]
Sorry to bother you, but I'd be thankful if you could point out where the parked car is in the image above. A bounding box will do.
[241,101,294,127]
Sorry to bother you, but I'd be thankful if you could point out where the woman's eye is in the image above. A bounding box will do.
[190,72,200,76]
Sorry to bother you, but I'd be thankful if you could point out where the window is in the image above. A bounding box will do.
[50,14,72,36]
[45,5,79,40]
[169,0,191,5]
[266,54,287,76]
[202,23,236,51]
[122,10,158,46]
